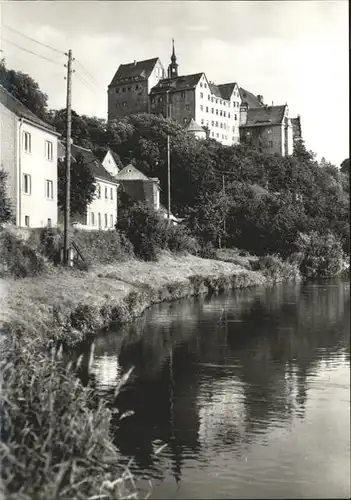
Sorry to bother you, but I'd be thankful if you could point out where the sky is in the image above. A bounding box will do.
[0,0,349,165]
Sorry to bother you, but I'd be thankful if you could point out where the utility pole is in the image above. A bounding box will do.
[167,90,171,222]
[63,49,73,265]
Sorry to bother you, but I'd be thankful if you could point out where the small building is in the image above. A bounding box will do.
[58,143,119,230]
[108,57,165,121]
[94,148,122,178]
[0,84,60,228]
[239,103,294,156]
[184,118,206,140]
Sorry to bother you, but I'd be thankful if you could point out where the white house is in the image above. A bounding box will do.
[95,148,121,178]
[0,85,60,227]
[58,142,119,231]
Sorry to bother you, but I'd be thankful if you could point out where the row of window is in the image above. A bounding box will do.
[96,184,114,201]
[23,174,53,199]
[23,132,54,160]
[200,119,239,131]
[199,105,239,119]
[116,102,128,108]
[90,212,114,228]
[115,84,143,93]
[24,215,52,228]
[199,93,240,108]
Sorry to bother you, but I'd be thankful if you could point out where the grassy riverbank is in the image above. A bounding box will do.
[4,251,267,347]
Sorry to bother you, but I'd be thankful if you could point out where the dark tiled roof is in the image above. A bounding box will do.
[291,116,302,139]
[0,84,58,134]
[59,142,117,183]
[150,73,203,94]
[109,58,160,86]
[185,118,205,133]
[209,82,222,98]
[242,105,287,127]
[239,88,264,108]
[217,82,237,100]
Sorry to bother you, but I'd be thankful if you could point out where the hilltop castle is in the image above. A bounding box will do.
[107,42,302,156]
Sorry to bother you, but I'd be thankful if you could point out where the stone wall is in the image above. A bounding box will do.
[108,79,149,121]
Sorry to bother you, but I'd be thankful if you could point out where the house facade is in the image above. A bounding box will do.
[239,103,294,156]
[107,57,165,121]
[58,143,119,231]
[0,85,59,228]
[95,149,121,178]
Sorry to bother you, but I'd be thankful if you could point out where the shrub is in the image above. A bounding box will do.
[165,223,200,254]
[296,231,346,279]
[252,254,301,281]
[116,203,198,261]
[0,168,13,225]
[0,229,49,278]
[0,333,137,500]
[198,241,218,259]
[73,229,133,265]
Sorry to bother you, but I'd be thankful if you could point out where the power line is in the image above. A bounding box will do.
[3,24,65,55]
[74,69,99,95]
[75,59,100,89]
[2,36,64,67]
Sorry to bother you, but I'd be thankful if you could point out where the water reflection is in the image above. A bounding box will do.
[87,277,350,498]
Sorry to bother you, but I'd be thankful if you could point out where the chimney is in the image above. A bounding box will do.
[257,95,264,105]
[133,60,137,66]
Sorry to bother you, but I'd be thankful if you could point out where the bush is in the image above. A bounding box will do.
[0,229,49,278]
[0,334,137,500]
[0,168,13,225]
[116,203,198,261]
[296,231,346,279]
[252,254,301,281]
[72,229,133,265]
[198,241,218,259]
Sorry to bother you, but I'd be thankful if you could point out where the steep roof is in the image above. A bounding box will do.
[242,105,287,127]
[209,82,222,99]
[0,84,58,134]
[185,118,205,133]
[58,142,117,183]
[109,58,160,86]
[239,88,264,108]
[94,148,122,167]
[150,73,203,94]
[116,163,150,181]
[217,82,237,100]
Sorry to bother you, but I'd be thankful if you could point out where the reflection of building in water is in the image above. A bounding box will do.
[92,353,121,388]
[198,378,246,449]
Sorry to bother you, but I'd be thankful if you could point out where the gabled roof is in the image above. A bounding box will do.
[0,84,58,134]
[150,73,203,94]
[94,148,121,167]
[185,118,205,133]
[109,58,160,86]
[242,105,287,127]
[116,163,150,181]
[58,141,117,183]
[217,82,238,100]
[239,88,264,108]
[209,82,222,99]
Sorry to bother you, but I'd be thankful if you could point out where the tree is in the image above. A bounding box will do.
[340,158,350,176]
[0,168,13,224]
[57,154,96,216]
[0,58,48,119]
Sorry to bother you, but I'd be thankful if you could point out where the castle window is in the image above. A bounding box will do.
[228,112,230,118]
[200,92,204,98]
[211,108,214,114]
[215,99,218,104]
[220,110,222,116]
[204,83,207,88]
[115,88,119,93]
[223,111,226,117]
[211,121,214,126]
[181,92,185,99]
[208,95,210,100]
[122,102,127,107]
[128,87,131,91]
[122,87,126,92]
[200,105,203,111]
[211,97,214,103]
[216,133,219,138]
[220,123,222,128]
[183,117,187,124]
[185,104,190,110]
[215,121,218,127]
[206,106,209,112]
[235,114,237,120]
[223,101,226,107]
[200,82,203,87]
[212,132,214,137]
[216,109,218,115]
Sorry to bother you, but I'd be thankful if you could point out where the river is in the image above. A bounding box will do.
[85,277,350,499]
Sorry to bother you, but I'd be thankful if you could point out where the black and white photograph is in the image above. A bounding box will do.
[0,1,349,499]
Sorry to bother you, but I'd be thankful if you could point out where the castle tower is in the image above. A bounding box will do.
[167,39,178,78]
